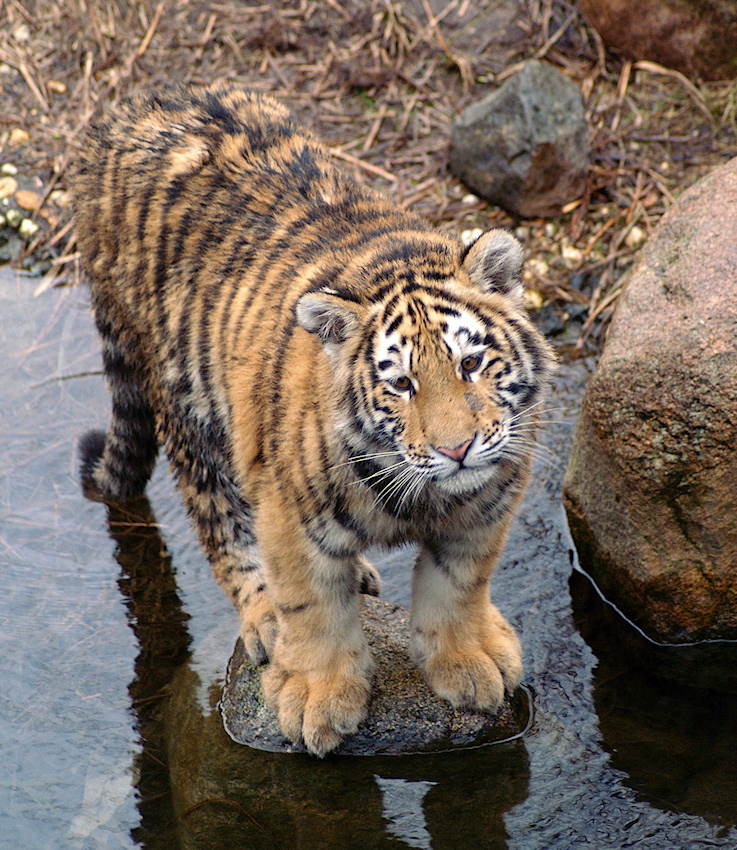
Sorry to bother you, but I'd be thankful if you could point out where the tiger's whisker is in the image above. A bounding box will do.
[374,465,421,510]
[348,461,410,487]
[329,451,402,471]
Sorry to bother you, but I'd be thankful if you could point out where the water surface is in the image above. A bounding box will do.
[1,267,735,848]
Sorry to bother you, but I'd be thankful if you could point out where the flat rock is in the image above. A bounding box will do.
[578,0,737,82]
[563,156,737,644]
[449,60,589,219]
[220,595,529,755]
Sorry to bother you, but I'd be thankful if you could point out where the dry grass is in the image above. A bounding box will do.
[1,0,735,352]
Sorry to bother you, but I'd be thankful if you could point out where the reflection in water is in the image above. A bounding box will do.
[375,776,435,849]
[100,496,191,847]
[570,568,737,828]
[165,656,530,850]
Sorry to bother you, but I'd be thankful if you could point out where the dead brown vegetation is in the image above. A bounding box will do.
[1,0,735,350]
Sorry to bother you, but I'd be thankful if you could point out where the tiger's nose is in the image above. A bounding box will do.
[436,439,472,462]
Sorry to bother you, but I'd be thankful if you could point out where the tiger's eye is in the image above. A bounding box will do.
[461,354,482,373]
[391,376,412,391]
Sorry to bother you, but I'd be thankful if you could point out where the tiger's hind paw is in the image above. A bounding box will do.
[358,556,382,597]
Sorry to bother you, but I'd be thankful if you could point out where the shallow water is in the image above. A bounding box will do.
[1,267,736,849]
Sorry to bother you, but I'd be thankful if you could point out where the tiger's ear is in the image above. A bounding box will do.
[296,290,361,345]
[461,229,524,305]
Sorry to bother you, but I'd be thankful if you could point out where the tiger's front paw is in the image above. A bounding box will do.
[262,663,371,757]
[412,610,522,713]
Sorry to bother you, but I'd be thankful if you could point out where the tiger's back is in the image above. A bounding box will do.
[73,83,555,756]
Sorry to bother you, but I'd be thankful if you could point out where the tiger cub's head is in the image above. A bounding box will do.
[297,229,555,497]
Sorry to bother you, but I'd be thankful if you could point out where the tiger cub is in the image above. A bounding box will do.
[72,83,555,756]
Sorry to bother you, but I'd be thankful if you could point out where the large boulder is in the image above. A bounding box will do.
[563,156,737,644]
[578,0,737,81]
[449,60,589,219]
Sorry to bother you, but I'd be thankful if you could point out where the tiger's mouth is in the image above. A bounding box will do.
[403,431,509,495]
[431,461,501,495]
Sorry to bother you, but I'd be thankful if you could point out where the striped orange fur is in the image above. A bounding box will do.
[73,83,555,756]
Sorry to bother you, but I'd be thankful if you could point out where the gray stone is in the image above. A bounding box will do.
[220,595,530,755]
[563,156,737,644]
[578,0,737,82]
[449,60,589,219]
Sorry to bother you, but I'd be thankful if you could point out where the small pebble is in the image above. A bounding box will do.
[48,189,69,208]
[460,227,484,246]
[13,24,30,43]
[461,193,480,205]
[9,128,30,145]
[1,163,18,176]
[524,289,544,310]
[15,190,42,211]
[5,208,23,228]
[19,218,40,238]
[0,176,19,199]
[625,226,647,248]
[526,257,550,278]
[561,243,583,265]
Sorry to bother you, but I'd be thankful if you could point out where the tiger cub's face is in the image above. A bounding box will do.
[297,229,554,498]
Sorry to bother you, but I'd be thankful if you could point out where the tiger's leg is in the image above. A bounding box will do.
[80,314,158,501]
[165,441,278,665]
[409,525,523,713]
[255,489,372,756]
[209,523,377,668]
